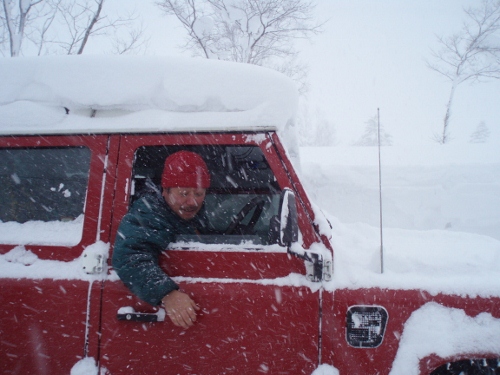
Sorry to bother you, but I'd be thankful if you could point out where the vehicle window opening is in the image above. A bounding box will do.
[0,146,91,246]
[131,145,281,246]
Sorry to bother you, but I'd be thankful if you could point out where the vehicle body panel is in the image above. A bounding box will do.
[325,288,500,375]
[0,280,90,374]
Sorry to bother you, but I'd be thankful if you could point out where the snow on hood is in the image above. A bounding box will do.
[390,302,500,375]
[0,55,298,136]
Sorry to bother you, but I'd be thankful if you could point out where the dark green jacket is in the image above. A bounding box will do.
[112,186,210,306]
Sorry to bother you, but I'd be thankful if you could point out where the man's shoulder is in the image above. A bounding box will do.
[134,191,164,211]
[122,190,170,224]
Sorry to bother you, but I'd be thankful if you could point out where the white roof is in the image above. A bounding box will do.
[0,55,298,135]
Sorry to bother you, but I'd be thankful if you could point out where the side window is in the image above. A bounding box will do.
[0,147,91,246]
[131,145,281,247]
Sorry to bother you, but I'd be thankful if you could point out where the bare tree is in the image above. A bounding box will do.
[56,0,146,55]
[111,22,149,55]
[1,0,147,56]
[156,0,322,93]
[0,9,7,52]
[1,0,55,56]
[72,0,104,54]
[31,0,62,55]
[270,53,309,95]
[427,0,500,144]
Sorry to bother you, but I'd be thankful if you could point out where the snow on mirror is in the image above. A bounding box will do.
[0,147,91,246]
[277,188,298,247]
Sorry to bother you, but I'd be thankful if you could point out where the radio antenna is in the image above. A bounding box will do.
[377,108,384,273]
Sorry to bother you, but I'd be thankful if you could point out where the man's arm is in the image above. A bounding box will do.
[113,219,200,328]
[112,192,181,306]
[112,214,179,306]
[112,194,202,328]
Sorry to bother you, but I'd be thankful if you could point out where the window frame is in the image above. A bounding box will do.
[110,132,302,249]
[130,142,282,247]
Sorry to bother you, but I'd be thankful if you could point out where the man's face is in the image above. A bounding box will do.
[163,187,206,221]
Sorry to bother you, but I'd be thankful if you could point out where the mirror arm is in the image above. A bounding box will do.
[287,247,324,282]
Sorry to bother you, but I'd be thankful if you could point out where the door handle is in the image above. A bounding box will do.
[117,307,165,322]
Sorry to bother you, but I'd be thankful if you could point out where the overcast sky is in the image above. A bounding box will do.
[100,0,500,146]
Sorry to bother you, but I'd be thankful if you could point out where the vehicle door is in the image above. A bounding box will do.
[99,132,323,374]
[0,135,111,374]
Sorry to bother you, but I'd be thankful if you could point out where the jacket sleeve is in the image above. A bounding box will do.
[112,198,179,306]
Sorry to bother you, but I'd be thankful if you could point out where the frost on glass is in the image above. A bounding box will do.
[132,145,281,247]
[0,147,91,246]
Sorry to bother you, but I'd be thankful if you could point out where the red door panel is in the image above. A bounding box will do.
[101,132,323,374]
[0,280,91,374]
[163,250,305,279]
[100,281,319,374]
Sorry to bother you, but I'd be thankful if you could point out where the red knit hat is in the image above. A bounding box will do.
[161,151,210,188]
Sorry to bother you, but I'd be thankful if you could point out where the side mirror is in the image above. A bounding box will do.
[278,188,298,247]
[272,188,331,282]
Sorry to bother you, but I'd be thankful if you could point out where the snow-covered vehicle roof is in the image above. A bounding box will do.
[0,55,298,136]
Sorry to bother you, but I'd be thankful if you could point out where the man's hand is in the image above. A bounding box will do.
[162,290,200,329]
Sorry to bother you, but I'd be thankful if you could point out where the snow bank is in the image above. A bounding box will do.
[327,216,500,296]
[0,55,295,113]
[301,143,500,296]
[0,54,300,163]
[301,145,500,240]
[300,144,500,166]
[389,302,500,375]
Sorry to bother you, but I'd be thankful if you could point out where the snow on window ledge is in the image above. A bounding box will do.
[0,241,109,281]
[0,215,84,246]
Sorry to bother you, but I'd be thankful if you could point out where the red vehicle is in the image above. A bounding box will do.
[0,56,499,375]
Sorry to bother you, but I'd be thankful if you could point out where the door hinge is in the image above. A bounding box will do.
[80,242,109,275]
[81,252,105,274]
